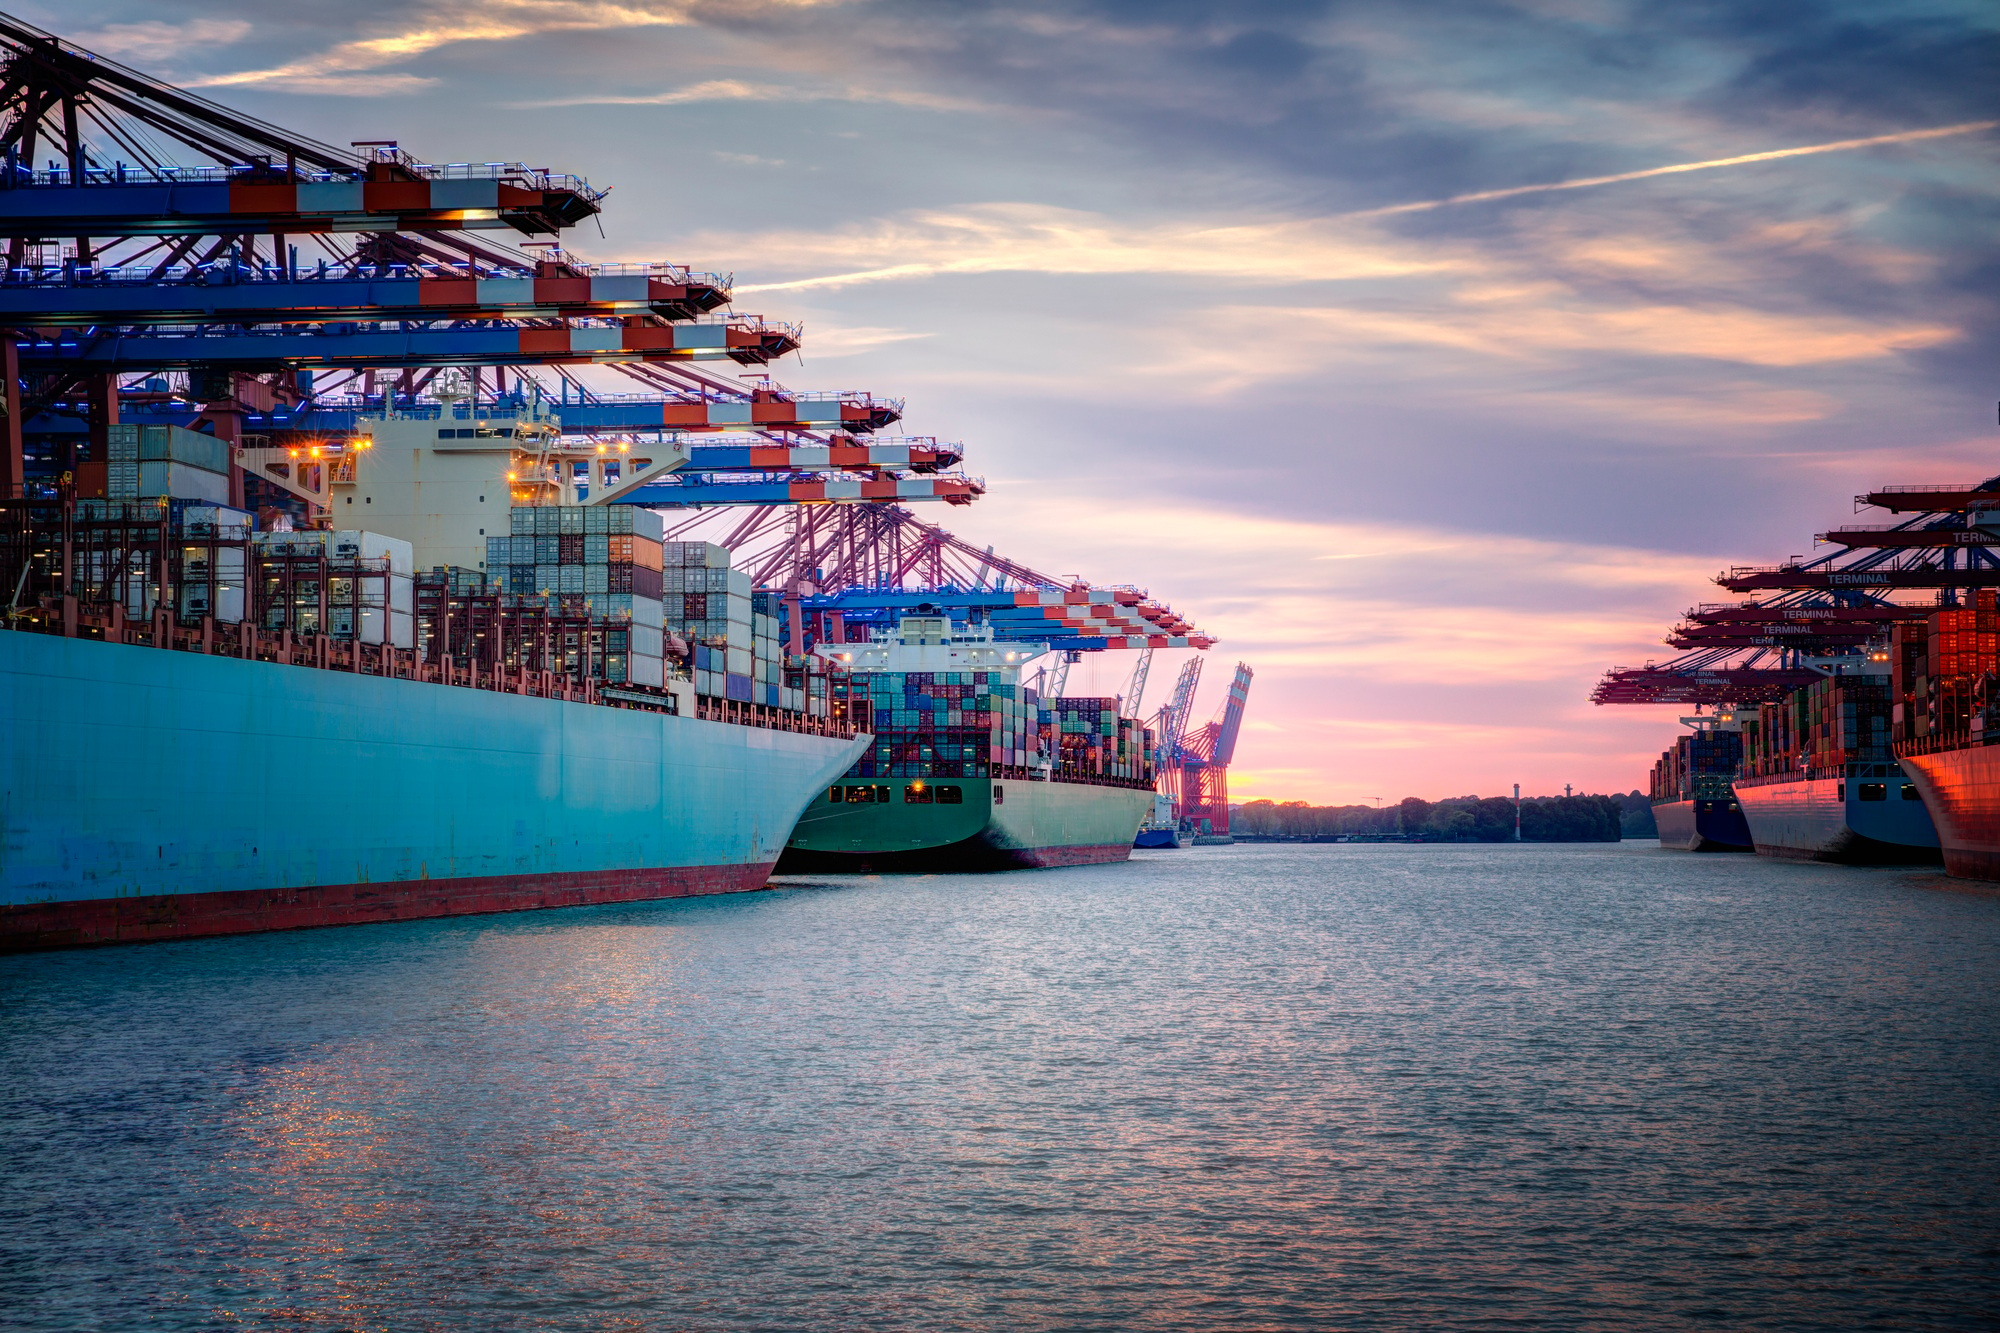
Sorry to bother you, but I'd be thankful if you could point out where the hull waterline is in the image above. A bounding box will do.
[1653,797,1754,852]
[1,632,869,951]
[1734,767,1940,865]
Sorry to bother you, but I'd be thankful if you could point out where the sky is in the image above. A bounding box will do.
[34,0,2000,803]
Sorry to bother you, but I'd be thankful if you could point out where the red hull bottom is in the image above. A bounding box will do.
[777,841,1133,874]
[0,862,777,953]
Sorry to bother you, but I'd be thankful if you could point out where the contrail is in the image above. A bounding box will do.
[1340,119,1999,220]
[732,119,1998,294]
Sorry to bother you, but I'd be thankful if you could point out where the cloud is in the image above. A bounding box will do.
[1281,301,1957,368]
[518,81,992,112]
[928,494,1720,677]
[182,0,703,90]
[518,78,789,107]
[232,73,443,96]
[72,18,251,61]
[723,203,1454,292]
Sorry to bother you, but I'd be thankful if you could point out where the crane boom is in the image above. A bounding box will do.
[1126,646,1154,715]
[1212,664,1254,766]
[1158,658,1203,762]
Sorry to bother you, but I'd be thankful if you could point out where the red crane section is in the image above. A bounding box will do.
[1174,663,1253,837]
[1816,525,2000,548]
[1858,484,2000,513]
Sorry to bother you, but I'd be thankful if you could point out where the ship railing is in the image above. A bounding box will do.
[0,604,856,737]
[692,695,855,738]
[1895,732,1996,756]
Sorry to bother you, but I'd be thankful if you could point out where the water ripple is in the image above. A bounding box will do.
[2,843,1996,1330]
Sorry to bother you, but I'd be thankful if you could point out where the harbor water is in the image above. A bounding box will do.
[3,843,1997,1330]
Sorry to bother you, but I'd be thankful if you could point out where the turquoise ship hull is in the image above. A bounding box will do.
[0,632,869,950]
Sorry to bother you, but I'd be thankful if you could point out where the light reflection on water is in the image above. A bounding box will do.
[3,842,1997,1330]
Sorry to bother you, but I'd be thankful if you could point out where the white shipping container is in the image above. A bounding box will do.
[346,606,415,648]
[181,505,253,538]
[180,545,248,581]
[629,655,666,688]
[725,646,752,676]
[180,584,246,624]
[631,623,664,658]
[328,531,415,576]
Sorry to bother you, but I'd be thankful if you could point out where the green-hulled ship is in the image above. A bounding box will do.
[777,618,1155,872]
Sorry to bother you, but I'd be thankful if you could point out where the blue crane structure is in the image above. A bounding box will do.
[0,14,1210,722]
[0,16,976,527]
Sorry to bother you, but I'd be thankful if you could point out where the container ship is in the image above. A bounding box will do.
[1891,590,2000,879]
[0,18,1225,942]
[1733,671,1940,864]
[1133,794,1184,849]
[0,416,867,952]
[1592,447,2000,886]
[1649,714,1754,851]
[777,617,1155,871]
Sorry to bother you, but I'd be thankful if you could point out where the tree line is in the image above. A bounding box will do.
[1232,792,1657,842]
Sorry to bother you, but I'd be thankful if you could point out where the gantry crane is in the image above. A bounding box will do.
[1173,663,1253,836]
[0,17,988,533]
[1594,474,2000,706]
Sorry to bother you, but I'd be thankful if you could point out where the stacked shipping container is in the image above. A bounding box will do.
[1743,675,1893,778]
[826,673,1156,785]
[256,528,415,649]
[832,669,1040,779]
[492,505,666,600]
[488,505,668,686]
[1650,728,1743,804]
[1043,696,1155,783]
[659,541,804,709]
[410,570,673,687]
[1892,590,1999,743]
[96,423,231,504]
